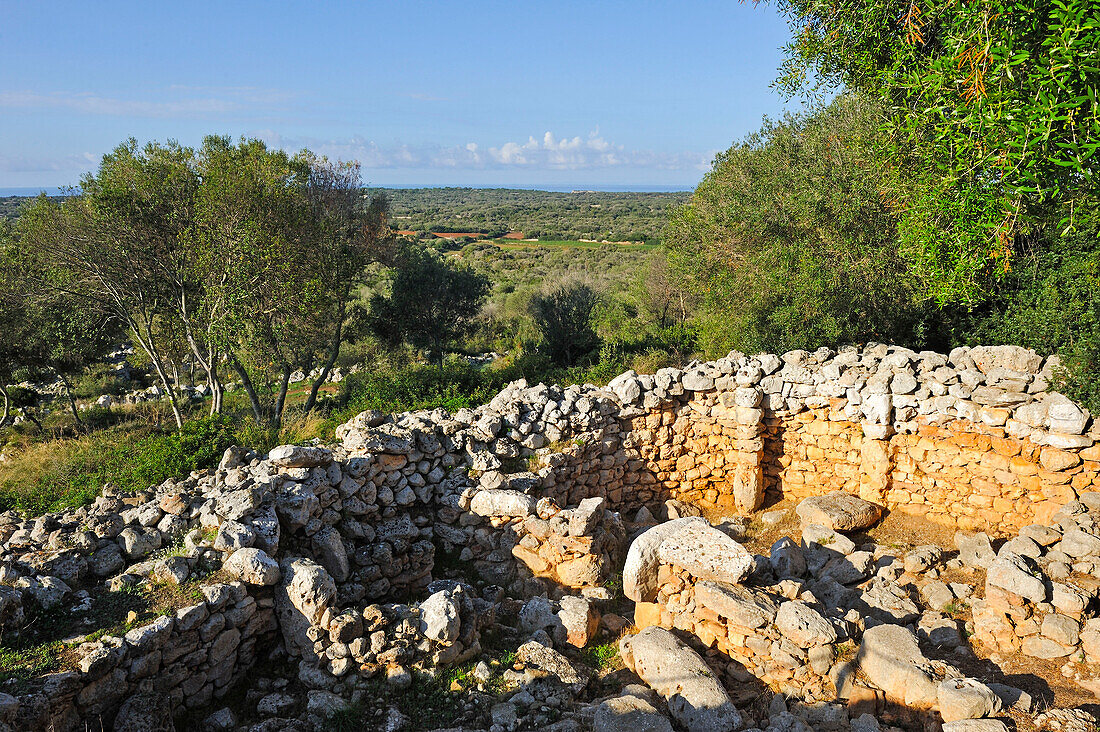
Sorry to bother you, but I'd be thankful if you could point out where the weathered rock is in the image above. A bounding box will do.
[619,627,742,732]
[694,581,779,629]
[114,690,175,732]
[515,639,586,688]
[775,601,837,648]
[269,444,330,468]
[655,520,754,585]
[955,532,997,569]
[624,518,707,602]
[275,559,336,658]
[856,624,942,709]
[224,548,281,586]
[795,493,883,531]
[557,595,600,648]
[419,590,460,644]
[594,694,674,732]
[986,552,1047,602]
[941,721,1009,732]
[938,678,1002,722]
[470,490,536,518]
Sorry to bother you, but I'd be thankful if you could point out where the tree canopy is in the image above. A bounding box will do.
[770,0,1100,304]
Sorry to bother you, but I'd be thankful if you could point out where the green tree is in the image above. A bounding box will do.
[529,281,602,366]
[368,244,490,363]
[666,94,929,356]
[13,140,197,428]
[769,0,1100,304]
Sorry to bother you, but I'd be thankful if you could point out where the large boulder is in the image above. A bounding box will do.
[619,627,742,732]
[938,678,1002,722]
[693,581,779,629]
[418,589,461,644]
[624,517,707,602]
[986,552,1047,603]
[775,601,837,648]
[275,558,337,659]
[855,624,946,709]
[795,493,883,531]
[654,520,754,584]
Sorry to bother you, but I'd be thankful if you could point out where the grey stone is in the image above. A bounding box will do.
[620,627,742,732]
[855,624,941,709]
[775,601,837,648]
[223,548,281,586]
[594,695,674,732]
[795,493,882,531]
[419,589,460,644]
[624,518,706,602]
[694,581,779,629]
[655,520,754,585]
[955,532,997,569]
[986,552,1047,602]
[937,678,1002,722]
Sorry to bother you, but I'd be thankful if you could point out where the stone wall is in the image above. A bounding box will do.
[12,581,275,731]
[600,344,1099,534]
[2,342,1098,728]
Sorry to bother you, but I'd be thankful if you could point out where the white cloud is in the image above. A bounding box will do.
[258,130,714,173]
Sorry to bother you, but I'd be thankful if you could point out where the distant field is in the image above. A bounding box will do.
[489,239,660,250]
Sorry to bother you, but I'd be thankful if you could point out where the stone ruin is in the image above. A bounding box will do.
[0,343,1098,731]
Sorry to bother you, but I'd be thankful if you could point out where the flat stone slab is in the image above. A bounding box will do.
[856,624,950,709]
[694,581,779,629]
[624,517,708,603]
[796,492,883,531]
[620,627,742,732]
[655,520,754,584]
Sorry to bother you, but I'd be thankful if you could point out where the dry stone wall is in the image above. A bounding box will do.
[602,344,1098,534]
[0,342,1097,729]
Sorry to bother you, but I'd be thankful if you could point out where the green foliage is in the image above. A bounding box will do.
[666,94,931,356]
[337,360,511,416]
[952,207,1100,412]
[0,413,236,514]
[0,640,65,691]
[529,282,602,366]
[771,0,1100,304]
[368,244,491,361]
[177,414,238,471]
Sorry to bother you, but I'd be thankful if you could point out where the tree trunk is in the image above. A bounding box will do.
[56,371,84,429]
[273,365,292,431]
[304,306,345,415]
[132,322,184,430]
[230,356,264,425]
[0,384,9,428]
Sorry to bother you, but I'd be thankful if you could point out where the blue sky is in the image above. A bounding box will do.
[0,1,798,190]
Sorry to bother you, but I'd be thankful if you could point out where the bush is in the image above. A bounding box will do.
[336,360,510,417]
[666,94,933,357]
[177,414,238,471]
[529,282,602,366]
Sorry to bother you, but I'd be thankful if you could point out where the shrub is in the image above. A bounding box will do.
[666,94,933,357]
[177,414,238,471]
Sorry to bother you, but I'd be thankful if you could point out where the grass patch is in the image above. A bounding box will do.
[0,414,237,515]
[0,639,67,691]
[584,640,622,671]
